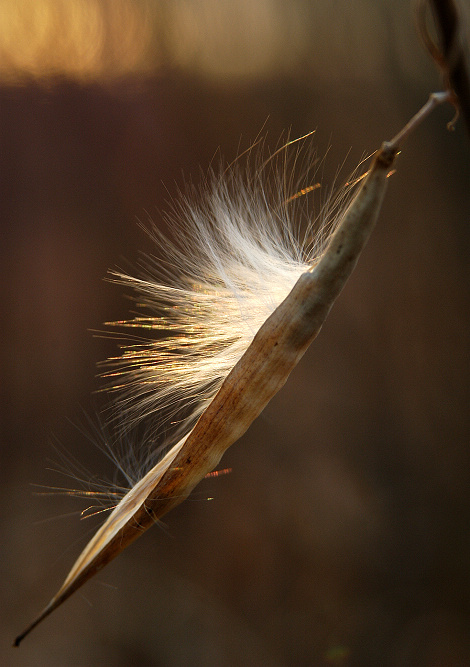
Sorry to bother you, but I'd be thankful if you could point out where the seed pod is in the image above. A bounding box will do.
[14,92,450,646]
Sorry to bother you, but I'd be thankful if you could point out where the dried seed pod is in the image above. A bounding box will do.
[14,92,451,647]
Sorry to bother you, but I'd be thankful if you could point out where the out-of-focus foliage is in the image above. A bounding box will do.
[0,0,430,84]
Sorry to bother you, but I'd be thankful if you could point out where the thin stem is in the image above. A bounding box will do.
[386,90,452,149]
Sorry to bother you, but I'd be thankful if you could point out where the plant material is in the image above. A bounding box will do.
[418,0,470,134]
[14,91,452,647]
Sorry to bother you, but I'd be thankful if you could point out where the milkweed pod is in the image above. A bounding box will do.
[15,92,451,646]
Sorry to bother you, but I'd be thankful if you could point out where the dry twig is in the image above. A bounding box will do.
[419,0,470,134]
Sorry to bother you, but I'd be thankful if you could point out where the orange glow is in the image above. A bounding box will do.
[0,0,158,83]
[204,468,232,479]
[0,0,395,84]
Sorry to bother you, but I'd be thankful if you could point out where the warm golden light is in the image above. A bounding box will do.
[0,0,398,84]
[0,0,159,82]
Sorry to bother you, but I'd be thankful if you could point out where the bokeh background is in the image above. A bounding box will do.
[2,1,469,665]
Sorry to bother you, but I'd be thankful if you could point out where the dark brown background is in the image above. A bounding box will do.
[2,1,470,665]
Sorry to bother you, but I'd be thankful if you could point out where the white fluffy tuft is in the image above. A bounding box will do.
[101,138,354,476]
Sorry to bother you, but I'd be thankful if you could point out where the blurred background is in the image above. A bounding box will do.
[1,1,469,665]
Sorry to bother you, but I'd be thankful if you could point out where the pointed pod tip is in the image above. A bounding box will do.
[13,597,59,647]
[13,620,39,647]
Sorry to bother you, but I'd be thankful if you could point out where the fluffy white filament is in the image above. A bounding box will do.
[102,141,346,472]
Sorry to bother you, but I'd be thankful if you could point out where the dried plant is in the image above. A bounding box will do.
[419,0,470,134]
[14,90,454,647]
